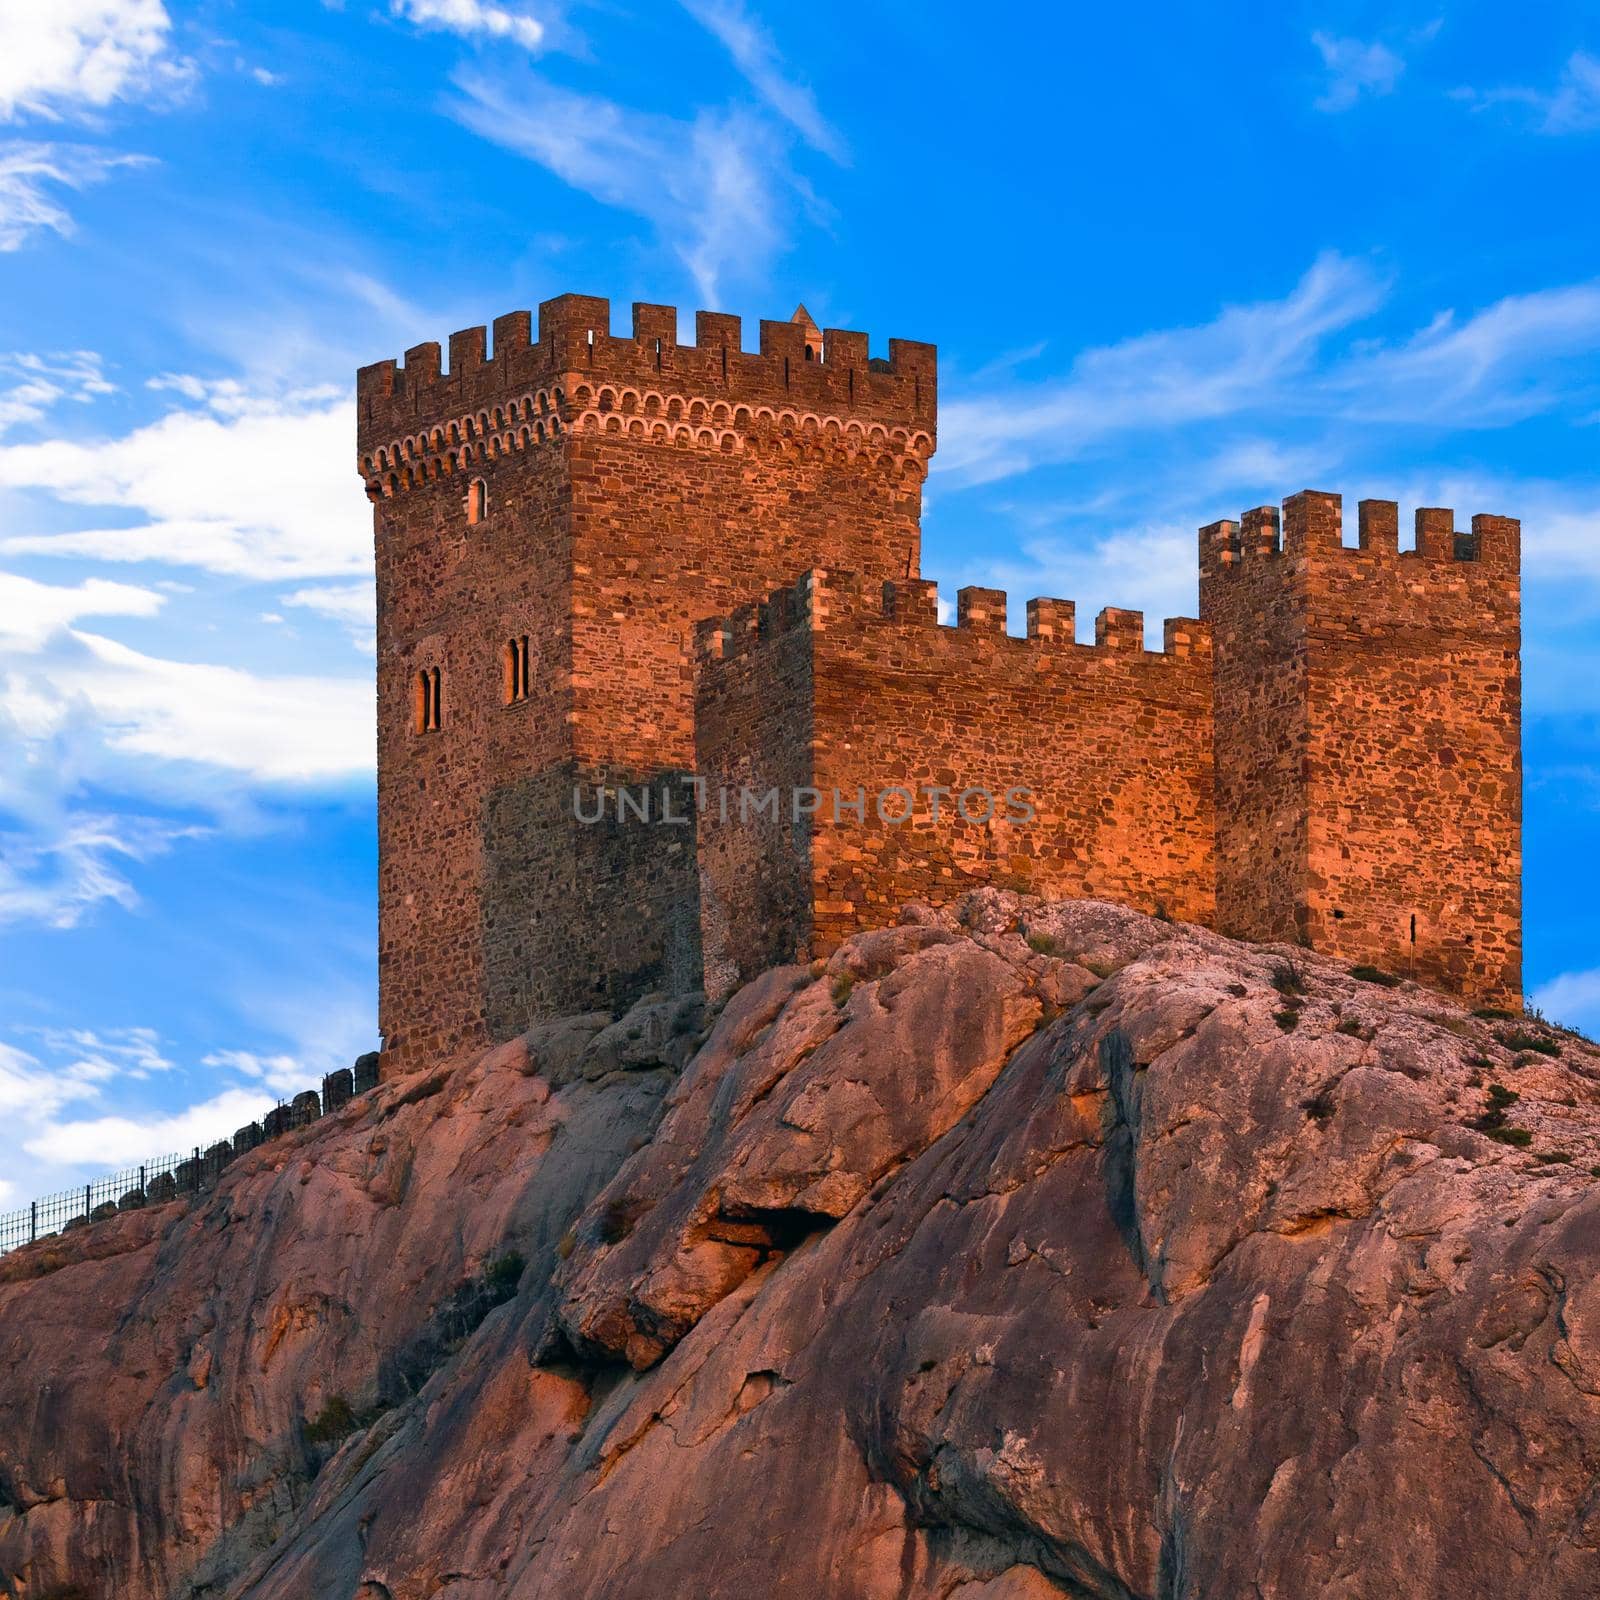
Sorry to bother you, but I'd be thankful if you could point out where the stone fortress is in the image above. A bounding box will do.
[357,295,1522,1067]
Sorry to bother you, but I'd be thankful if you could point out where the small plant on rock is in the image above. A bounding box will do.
[1026,932,1059,956]
[1271,959,1307,998]
[1469,1083,1532,1147]
[1350,964,1402,988]
[304,1394,358,1448]
[1300,1087,1337,1123]
[1497,1030,1561,1058]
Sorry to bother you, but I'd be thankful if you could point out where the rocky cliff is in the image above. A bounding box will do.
[4,892,1600,1599]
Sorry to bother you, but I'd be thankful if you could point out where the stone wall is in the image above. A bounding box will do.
[361,292,1524,1045]
[361,295,935,1061]
[695,570,1215,996]
[1202,491,1521,1003]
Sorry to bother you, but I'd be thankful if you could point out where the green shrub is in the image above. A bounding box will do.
[1273,1009,1301,1033]
[304,1394,358,1447]
[1026,932,1059,956]
[1473,1007,1516,1022]
[1271,960,1306,998]
[1300,1089,1336,1123]
[484,1253,525,1297]
[1497,1031,1561,1058]
[1349,965,1401,987]
[1483,1126,1533,1148]
[831,973,855,1006]
[1334,1018,1370,1039]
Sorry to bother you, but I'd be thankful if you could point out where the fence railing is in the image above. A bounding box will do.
[0,1055,380,1257]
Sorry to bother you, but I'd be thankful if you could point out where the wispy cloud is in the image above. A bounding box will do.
[1454,51,1600,135]
[1312,31,1405,112]
[939,253,1387,484]
[0,0,192,122]
[0,350,114,434]
[679,1,846,160]
[0,569,164,649]
[21,1085,276,1167]
[1326,281,1600,424]
[202,1047,311,1096]
[0,380,366,579]
[939,259,1600,488]
[1532,967,1600,1035]
[449,70,808,302]
[25,630,373,782]
[282,582,376,653]
[390,0,548,52]
[0,141,151,250]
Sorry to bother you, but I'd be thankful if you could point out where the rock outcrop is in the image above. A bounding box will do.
[4,893,1600,1598]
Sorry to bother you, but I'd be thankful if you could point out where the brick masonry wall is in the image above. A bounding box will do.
[1203,491,1521,1004]
[693,602,817,999]
[363,292,1524,1054]
[695,571,1215,994]
[363,296,935,1056]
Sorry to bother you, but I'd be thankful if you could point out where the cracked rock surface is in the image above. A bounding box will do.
[4,892,1600,1598]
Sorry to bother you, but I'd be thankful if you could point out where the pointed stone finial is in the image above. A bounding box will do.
[791,303,823,360]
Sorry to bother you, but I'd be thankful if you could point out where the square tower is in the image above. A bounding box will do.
[1200,490,1521,1004]
[357,295,936,1062]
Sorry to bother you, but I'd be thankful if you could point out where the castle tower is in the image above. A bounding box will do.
[1200,490,1521,1003]
[357,294,936,1061]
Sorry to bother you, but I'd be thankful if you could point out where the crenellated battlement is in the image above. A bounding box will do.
[366,285,1525,1056]
[695,568,1209,668]
[356,294,937,472]
[1200,490,1520,582]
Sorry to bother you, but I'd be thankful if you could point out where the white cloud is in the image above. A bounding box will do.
[0,0,190,122]
[1532,969,1600,1035]
[1455,51,1600,135]
[203,1048,311,1096]
[939,253,1387,484]
[0,141,151,250]
[0,350,114,435]
[939,261,1600,488]
[22,1085,277,1167]
[450,70,803,303]
[1328,282,1600,424]
[0,1039,107,1119]
[679,0,845,160]
[0,814,192,929]
[392,0,547,51]
[1312,32,1404,113]
[0,383,368,579]
[29,630,374,782]
[0,569,164,650]
[283,581,376,653]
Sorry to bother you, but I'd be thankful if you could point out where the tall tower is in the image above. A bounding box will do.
[1200,490,1521,1004]
[357,295,936,1062]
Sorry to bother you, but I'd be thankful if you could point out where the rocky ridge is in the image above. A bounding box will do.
[3,893,1599,1598]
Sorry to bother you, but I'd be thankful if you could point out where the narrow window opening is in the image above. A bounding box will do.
[804,343,815,361]
[587,328,595,346]
[1409,913,1417,946]
[466,478,487,524]
[414,666,443,733]
[503,635,530,704]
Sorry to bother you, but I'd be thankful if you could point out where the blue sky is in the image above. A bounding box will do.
[0,0,1597,1208]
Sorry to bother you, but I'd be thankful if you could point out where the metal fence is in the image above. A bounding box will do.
[0,1055,380,1257]
[0,1151,198,1254]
